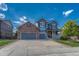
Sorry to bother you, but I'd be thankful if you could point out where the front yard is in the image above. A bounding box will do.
[0,40,14,46]
[57,39,79,47]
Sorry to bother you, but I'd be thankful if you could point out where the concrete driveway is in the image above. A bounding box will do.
[0,40,79,56]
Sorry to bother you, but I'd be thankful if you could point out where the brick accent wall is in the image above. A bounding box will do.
[17,22,39,39]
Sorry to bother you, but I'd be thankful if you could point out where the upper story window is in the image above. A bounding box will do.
[52,23,56,29]
[40,22,45,26]
[52,23,56,26]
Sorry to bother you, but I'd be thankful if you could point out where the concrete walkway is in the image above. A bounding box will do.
[0,40,79,56]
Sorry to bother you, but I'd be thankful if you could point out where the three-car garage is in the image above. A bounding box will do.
[17,22,46,40]
[20,32,47,40]
[17,22,47,40]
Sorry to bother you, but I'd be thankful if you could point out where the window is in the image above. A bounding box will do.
[39,22,46,31]
[40,22,45,27]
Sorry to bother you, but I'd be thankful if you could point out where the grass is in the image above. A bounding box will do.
[0,40,14,46]
[57,39,79,47]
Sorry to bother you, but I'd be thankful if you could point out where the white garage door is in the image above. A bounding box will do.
[21,33,36,40]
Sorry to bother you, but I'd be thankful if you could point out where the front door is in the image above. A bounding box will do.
[47,31,52,38]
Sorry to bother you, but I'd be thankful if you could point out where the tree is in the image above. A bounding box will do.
[72,25,79,36]
[61,20,79,38]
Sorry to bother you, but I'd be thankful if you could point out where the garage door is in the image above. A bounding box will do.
[21,33,36,39]
[39,33,47,39]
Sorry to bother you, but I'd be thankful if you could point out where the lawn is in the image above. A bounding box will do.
[0,40,14,46]
[57,39,79,47]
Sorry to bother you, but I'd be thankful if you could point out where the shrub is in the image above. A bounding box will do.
[60,36,68,40]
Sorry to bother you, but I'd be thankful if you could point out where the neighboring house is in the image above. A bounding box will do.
[0,19,13,39]
[17,18,59,40]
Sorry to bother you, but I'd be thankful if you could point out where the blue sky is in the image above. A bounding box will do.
[0,3,79,30]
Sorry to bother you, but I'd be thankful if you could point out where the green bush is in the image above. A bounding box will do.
[60,36,68,40]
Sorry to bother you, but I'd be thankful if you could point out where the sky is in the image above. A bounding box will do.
[0,3,79,31]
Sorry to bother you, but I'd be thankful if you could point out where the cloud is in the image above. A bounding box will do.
[35,23,38,27]
[13,21,21,24]
[23,16,27,19]
[0,13,5,19]
[14,16,27,25]
[13,21,24,26]
[63,9,74,17]
[0,3,8,11]
[19,16,27,23]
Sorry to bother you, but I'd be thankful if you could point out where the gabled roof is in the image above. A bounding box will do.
[18,21,39,30]
[48,20,57,25]
[0,18,12,26]
[37,18,48,23]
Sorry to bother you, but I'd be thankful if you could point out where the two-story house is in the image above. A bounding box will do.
[17,18,59,40]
